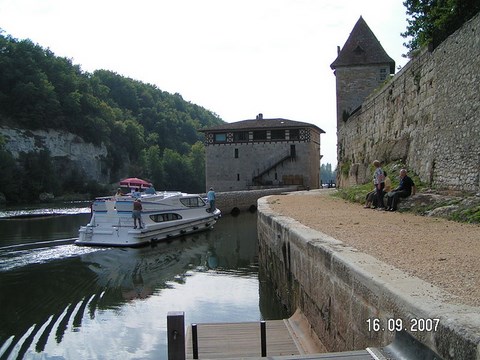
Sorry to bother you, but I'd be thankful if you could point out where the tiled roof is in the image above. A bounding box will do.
[330,16,395,73]
[199,118,325,133]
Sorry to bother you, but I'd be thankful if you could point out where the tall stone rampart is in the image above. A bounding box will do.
[338,13,480,192]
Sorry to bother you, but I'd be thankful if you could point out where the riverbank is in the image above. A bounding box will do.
[267,189,480,307]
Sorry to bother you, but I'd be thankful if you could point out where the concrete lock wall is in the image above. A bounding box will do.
[257,197,480,359]
[337,13,480,192]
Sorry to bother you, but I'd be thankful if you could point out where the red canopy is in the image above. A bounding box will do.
[119,177,152,189]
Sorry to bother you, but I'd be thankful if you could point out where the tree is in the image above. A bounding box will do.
[19,150,59,201]
[189,141,206,192]
[124,119,146,160]
[141,145,164,187]
[320,163,337,185]
[0,31,225,203]
[402,0,480,54]
[0,138,20,202]
[162,149,192,191]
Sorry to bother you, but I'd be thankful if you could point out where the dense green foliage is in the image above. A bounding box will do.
[402,0,480,54]
[0,31,224,203]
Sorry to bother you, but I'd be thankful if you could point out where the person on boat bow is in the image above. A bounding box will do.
[207,187,216,212]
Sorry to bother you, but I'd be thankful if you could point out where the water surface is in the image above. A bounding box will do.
[0,209,288,359]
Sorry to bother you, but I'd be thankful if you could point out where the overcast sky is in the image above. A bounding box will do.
[0,0,410,166]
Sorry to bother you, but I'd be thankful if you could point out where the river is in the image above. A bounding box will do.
[0,206,288,359]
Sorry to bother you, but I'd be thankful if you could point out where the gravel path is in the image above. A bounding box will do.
[267,190,480,307]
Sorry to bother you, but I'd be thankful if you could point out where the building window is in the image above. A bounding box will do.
[290,129,300,140]
[214,133,227,142]
[253,130,267,140]
[290,144,296,157]
[234,131,248,142]
[234,149,239,158]
[379,68,387,81]
[271,129,285,140]
[237,174,240,181]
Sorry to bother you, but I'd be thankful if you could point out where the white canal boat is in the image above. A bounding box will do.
[76,188,221,247]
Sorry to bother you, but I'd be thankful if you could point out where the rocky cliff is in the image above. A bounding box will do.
[0,126,109,183]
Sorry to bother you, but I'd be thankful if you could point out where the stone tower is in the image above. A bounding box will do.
[330,17,395,130]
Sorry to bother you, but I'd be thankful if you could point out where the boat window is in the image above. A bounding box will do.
[180,197,206,207]
[149,213,182,222]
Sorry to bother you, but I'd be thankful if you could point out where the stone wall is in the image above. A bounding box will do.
[334,64,391,128]
[0,126,108,182]
[257,196,480,359]
[337,13,480,192]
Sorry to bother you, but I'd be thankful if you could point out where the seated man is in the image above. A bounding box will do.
[386,169,416,211]
[364,189,377,209]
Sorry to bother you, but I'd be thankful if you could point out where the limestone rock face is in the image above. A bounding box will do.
[0,126,109,183]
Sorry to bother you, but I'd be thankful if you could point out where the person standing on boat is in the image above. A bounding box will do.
[132,187,141,198]
[207,187,216,212]
[132,198,143,229]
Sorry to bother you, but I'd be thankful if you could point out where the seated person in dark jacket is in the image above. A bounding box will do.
[386,169,416,211]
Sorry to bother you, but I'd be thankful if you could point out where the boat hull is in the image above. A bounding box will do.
[76,192,221,247]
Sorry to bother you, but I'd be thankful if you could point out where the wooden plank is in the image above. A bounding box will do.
[184,314,376,359]
[186,320,300,359]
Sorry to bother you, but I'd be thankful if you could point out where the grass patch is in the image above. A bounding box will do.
[333,184,372,204]
[450,205,480,224]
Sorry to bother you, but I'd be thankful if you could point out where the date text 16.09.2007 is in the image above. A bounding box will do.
[366,318,440,333]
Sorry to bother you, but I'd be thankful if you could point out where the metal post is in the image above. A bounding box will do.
[192,323,199,359]
[260,320,267,357]
[167,311,186,360]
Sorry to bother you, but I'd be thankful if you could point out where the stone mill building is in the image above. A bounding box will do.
[200,114,325,192]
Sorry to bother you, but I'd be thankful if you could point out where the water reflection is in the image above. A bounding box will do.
[0,213,91,247]
[0,202,91,219]
[0,211,286,359]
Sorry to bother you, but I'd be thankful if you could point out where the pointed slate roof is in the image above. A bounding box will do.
[330,16,395,73]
